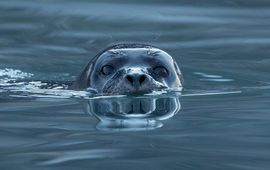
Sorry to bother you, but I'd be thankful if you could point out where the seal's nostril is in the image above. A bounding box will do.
[126,75,133,84]
[126,74,148,86]
[139,75,146,85]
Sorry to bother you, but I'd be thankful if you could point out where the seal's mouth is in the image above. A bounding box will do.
[102,76,167,95]
[121,86,166,95]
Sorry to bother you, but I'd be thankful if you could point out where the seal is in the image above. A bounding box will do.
[73,44,183,95]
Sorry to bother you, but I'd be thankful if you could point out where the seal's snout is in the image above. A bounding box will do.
[125,73,149,88]
[121,68,156,94]
[102,68,165,95]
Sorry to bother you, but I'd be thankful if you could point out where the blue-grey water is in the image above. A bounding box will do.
[1,0,270,169]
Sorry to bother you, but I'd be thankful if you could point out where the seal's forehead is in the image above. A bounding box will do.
[99,47,174,61]
[108,48,163,56]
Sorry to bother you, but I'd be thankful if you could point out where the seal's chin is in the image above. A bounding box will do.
[102,78,167,95]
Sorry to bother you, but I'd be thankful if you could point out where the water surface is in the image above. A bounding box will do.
[1,0,270,169]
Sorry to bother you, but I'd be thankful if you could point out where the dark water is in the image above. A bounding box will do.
[1,0,270,169]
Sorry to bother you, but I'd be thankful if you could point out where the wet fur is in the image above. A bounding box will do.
[72,43,183,93]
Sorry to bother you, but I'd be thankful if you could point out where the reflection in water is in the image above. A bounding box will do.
[0,68,182,131]
[82,92,181,131]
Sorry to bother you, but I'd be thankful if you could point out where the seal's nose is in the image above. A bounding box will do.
[125,73,148,88]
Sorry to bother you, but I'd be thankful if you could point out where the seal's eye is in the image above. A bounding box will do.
[101,65,114,75]
[153,66,168,77]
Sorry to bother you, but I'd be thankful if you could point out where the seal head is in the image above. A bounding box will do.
[73,44,183,95]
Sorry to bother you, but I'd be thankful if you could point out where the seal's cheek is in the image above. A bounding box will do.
[160,74,182,89]
[100,70,127,94]
[173,61,183,87]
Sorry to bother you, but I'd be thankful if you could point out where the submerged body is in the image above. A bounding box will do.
[73,44,183,95]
